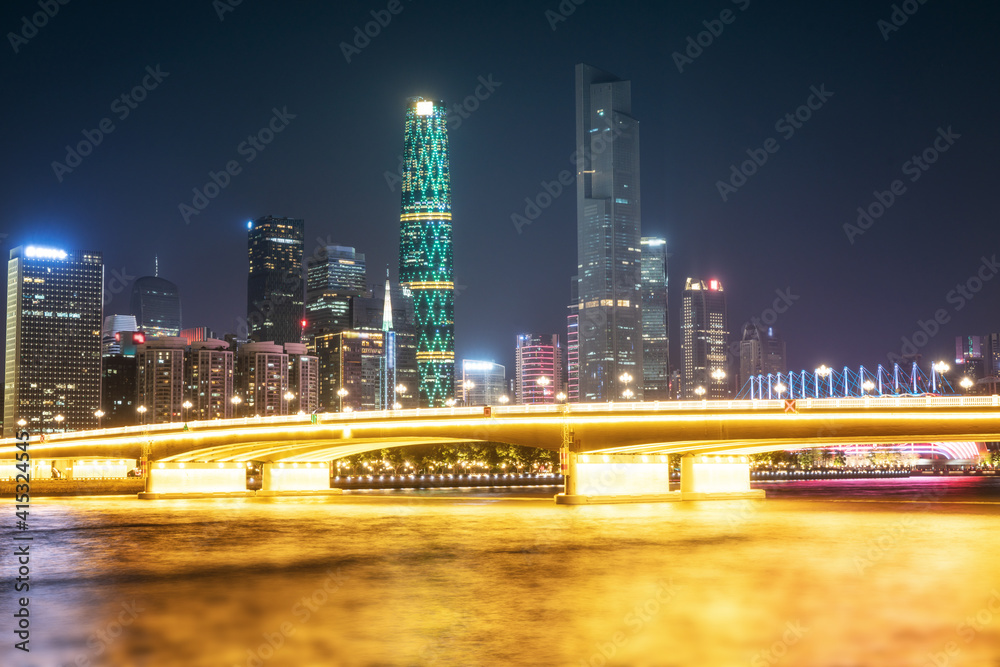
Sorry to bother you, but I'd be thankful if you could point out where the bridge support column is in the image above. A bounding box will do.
[138,462,253,499]
[680,454,765,500]
[555,453,679,505]
[258,462,342,497]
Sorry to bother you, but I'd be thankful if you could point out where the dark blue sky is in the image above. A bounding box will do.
[2,0,998,379]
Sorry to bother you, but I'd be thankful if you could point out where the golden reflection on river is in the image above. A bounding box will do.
[8,478,1000,667]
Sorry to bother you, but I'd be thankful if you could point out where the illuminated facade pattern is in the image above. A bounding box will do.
[130,276,181,337]
[4,246,103,436]
[515,334,563,405]
[247,216,304,345]
[575,64,642,402]
[187,339,235,420]
[640,238,669,400]
[681,278,729,399]
[305,245,366,341]
[137,337,187,424]
[398,97,454,407]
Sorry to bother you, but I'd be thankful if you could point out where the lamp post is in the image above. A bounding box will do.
[619,372,633,401]
[181,400,192,423]
[136,405,147,426]
[932,361,950,394]
[498,395,509,405]
[556,392,567,403]
[694,386,706,398]
[774,382,787,397]
[283,391,295,415]
[230,396,242,419]
[960,377,974,395]
[53,414,65,433]
[463,380,475,406]
[94,409,104,429]
[815,365,832,397]
[336,387,348,412]
[17,419,26,428]
[862,380,875,395]
[395,383,407,408]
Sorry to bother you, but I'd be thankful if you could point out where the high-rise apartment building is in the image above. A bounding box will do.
[285,342,319,415]
[236,341,291,417]
[566,277,579,403]
[681,278,729,399]
[130,276,181,337]
[186,339,234,420]
[575,64,642,402]
[739,324,786,387]
[515,334,563,405]
[247,216,304,345]
[4,246,103,436]
[640,237,669,400]
[398,97,455,407]
[136,337,187,424]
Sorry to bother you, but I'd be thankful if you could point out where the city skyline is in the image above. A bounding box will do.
[2,2,998,387]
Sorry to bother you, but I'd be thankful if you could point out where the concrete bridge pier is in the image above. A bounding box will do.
[258,462,342,497]
[679,454,765,501]
[138,462,254,499]
[555,453,679,505]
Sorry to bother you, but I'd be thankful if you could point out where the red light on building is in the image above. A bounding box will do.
[709,279,719,291]
[301,319,307,328]
[115,332,121,342]
[132,332,145,344]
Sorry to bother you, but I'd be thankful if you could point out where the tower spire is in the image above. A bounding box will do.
[382,267,393,332]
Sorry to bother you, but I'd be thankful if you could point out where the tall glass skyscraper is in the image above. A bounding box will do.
[4,246,103,436]
[305,245,366,341]
[575,64,642,402]
[130,276,181,337]
[247,215,304,345]
[681,278,729,399]
[640,237,669,400]
[398,97,454,407]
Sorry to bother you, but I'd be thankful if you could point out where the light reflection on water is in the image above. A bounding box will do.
[5,477,1000,667]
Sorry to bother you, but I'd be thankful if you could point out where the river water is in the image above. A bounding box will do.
[4,477,1000,667]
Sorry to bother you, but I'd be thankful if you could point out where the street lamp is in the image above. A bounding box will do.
[337,387,348,412]
[694,386,706,398]
[622,388,634,399]
[393,402,402,410]
[181,401,192,423]
[445,398,457,407]
[463,380,475,405]
[711,368,726,381]
[283,391,295,414]
[230,396,242,419]
[932,361,950,393]
[556,392,566,402]
[94,409,104,429]
[960,377,974,394]
[53,414,65,433]
[17,419,26,428]
[862,380,875,394]
[815,365,832,397]
[136,405,147,426]
[498,395,509,405]
[774,382,787,397]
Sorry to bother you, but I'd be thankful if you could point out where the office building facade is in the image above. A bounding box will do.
[4,246,103,436]
[575,63,643,402]
[681,278,729,399]
[398,97,455,407]
[305,245,367,341]
[515,334,563,405]
[459,360,506,406]
[247,216,305,345]
[130,276,181,337]
[739,324,787,386]
[640,237,669,400]
[187,339,235,420]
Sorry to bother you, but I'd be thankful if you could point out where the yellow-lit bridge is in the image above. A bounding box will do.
[3,396,998,502]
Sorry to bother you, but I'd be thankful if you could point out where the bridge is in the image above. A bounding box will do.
[3,395,998,503]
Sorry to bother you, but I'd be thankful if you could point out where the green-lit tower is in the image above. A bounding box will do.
[398,97,454,407]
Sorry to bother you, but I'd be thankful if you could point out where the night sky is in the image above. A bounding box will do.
[3,0,998,381]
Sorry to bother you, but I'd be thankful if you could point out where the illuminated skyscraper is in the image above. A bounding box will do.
[681,278,729,399]
[398,97,454,407]
[515,334,563,405]
[247,215,304,345]
[4,246,103,436]
[739,324,786,386]
[640,237,669,400]
[575,63,642,402]
[305,245,367,342]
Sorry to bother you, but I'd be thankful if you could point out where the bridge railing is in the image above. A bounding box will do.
[4,395,998,445]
